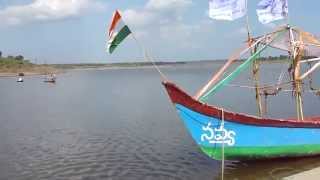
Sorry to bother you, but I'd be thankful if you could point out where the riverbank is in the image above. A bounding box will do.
[0,65,61,77]
[1,62,190,77]
[284,166,320,180]
[0,57,61,77]
[0,58,292,77]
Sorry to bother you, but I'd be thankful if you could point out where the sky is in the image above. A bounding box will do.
[0,0,319,64]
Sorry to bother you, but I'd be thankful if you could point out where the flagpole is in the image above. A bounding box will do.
[286,0,290,25]
[245,0,251,38]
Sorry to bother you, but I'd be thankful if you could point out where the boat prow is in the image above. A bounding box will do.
[162,81,320,160]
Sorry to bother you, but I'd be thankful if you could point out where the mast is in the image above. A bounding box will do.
[246,0,263,117]
[252,46,263,117]
[289,26,304,121]
[284,1,303,120]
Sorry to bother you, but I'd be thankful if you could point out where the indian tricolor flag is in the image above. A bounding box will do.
[108,10,132,54]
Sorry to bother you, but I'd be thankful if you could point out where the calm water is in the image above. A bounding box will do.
[1,63,320,180]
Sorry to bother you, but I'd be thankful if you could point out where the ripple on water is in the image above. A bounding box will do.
[2,126,221,180]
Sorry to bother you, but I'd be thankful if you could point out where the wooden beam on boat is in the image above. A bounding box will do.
[252,45,263,117]
[299,61,320,80]
[290,27,304,121]
[299,57,320,64]
[253,61,263,117]
[194,37,266,101]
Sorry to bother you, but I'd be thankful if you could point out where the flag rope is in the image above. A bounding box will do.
[130,32,168,81]
[118,10,168,81]
[199,30,284,102]
[108,10,168,81]
[221,108,225,180]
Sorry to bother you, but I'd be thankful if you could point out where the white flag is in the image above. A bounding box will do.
[209,0,246,21]
[256,0,288,24]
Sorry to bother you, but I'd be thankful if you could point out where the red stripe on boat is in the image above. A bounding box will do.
[162,81,320,128]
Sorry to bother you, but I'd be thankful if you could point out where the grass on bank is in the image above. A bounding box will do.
[0,57,58,75]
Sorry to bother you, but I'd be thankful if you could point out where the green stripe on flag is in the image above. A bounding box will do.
[109,25,131,54]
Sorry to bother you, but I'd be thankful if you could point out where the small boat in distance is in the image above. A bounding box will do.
[17,77,23,82]
[17,72,24,82]
[44,74,56,83]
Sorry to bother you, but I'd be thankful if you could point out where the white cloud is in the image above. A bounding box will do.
[159,23,202,49]
[119,0,216,51]
[122,9,157,27]
[145,0,192,11]
[0,0,106,26]
[160,23,198,39]
[122,0,192,28]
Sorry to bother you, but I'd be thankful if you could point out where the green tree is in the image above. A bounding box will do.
[15,55,24,61]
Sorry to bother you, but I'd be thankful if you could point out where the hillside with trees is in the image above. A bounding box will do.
[0,51,58,76]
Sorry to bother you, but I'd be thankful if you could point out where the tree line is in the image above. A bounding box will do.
[0,51,25,61]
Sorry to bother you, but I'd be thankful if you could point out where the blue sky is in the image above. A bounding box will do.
[0,0,319,64]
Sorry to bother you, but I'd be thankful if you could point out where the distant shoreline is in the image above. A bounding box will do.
[0,59,290,77]
[0,60,215,77]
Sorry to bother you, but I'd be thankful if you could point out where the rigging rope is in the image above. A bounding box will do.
[307,62,320,96]
[120,12,168,81]
[221,108,225,180]
[200,43,265,102]
[277,65,288,86]
[225,81,320,94]
[130,33,168,81]
[195,37,266,100]
[199,31,285,102]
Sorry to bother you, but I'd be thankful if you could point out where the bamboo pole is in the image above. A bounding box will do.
[289,27,304,121]
[245,1,263,117]
[252,55,263,117]
[295,85,304,120]
[297,32,304,121]
[194,39,263,100]
[299,61,320,80]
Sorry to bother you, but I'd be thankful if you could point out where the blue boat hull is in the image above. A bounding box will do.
[163,81,320,160]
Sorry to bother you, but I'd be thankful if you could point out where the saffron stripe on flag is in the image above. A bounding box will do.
[109,10,122,37]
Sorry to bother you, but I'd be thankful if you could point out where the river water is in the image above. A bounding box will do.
[1,62,320,180]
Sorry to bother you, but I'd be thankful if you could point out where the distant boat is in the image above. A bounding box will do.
[17,77,23,82]
[44,74,56,83]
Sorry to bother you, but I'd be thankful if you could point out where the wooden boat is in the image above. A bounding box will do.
[163,81,320,160]
[44,74,56,83]
[160,24,320,160]
[106,4,320,161]
[44,78,56,83]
